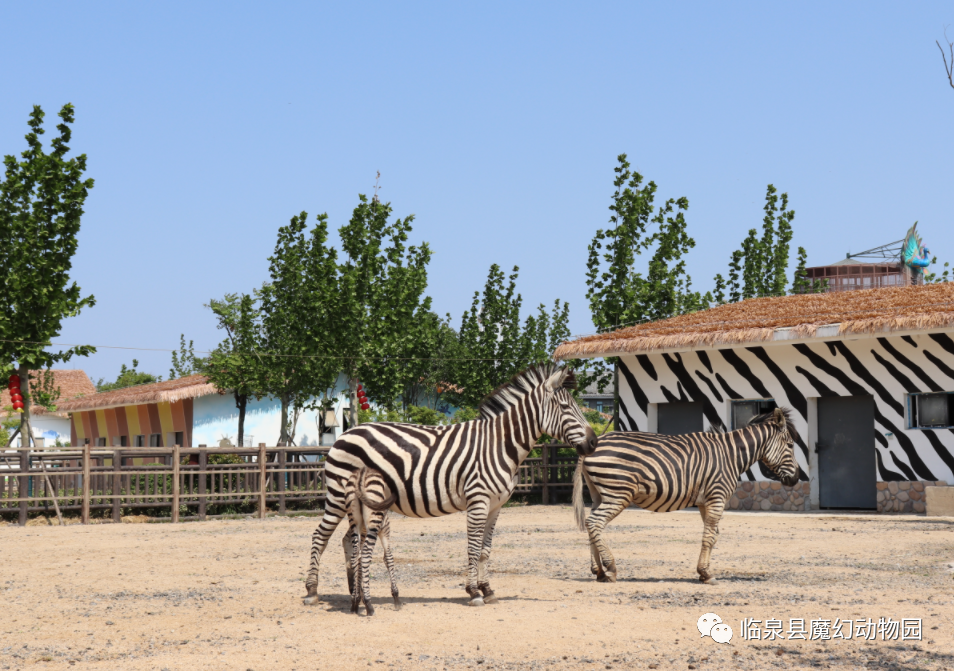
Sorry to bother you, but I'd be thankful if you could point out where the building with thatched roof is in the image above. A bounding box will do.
[2,370,96,445]
[554,282,954,514]
[56,374,351,448]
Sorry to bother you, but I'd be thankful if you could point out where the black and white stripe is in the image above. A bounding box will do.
[573,409,799,583]
[344,467,400,616]
[304,364,598,608]
[614,333,954,484]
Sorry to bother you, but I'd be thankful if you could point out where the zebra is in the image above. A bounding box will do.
[304,363,598,608]
[572,407,800,584]
[344,467,401,616]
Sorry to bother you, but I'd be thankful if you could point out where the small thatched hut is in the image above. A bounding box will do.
[554,283,954,513]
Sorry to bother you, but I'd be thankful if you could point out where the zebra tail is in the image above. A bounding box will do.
[358,489,397,512]
[573,458,587,532]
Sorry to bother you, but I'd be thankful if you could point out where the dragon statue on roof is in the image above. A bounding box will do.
[902,222,931,274]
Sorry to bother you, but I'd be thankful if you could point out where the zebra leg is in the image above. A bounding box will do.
[349,528,362,614]
[465,503,490,606]
[585,500,627,583]
[303,504,346,605]
[379,515,401,610]
[696,498,726,584]
[342,524,357,597]
[477,505,502,604]
[359,525,380,616]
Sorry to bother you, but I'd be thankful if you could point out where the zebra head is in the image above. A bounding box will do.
[752,407,800,487]
[540,368,598,456]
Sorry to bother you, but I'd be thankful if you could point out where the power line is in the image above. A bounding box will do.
[1,296,952,361]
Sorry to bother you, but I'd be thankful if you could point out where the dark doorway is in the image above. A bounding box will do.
[657,402,703,435]
[817,396,876,509]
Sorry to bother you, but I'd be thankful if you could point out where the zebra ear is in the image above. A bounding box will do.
[547,368,569,393]
[772,407,786,427]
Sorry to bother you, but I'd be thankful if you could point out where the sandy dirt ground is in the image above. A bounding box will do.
[2,506,953,671]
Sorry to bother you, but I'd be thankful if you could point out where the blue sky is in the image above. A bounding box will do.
[2,2,953,383]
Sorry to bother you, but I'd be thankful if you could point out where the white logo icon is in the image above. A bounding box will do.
[697,613,722,637]
[711,622,734,643]
[697,613,733,644]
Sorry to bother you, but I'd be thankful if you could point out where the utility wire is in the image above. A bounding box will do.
[1,297,952,361]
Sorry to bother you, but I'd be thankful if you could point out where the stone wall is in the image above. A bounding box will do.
[728,481,810,511]
[877,481,947,513]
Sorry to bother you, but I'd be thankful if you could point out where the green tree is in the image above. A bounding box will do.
[581,154,708,395]
[169,334,197,379]
[96,359,161,392]
[333,193,433,425]
[396,311,462,413]
[454,264,570,407]
[259,212,342,446]
[203,293,266,447]
[0,104,95,446]
[719,185,797,302]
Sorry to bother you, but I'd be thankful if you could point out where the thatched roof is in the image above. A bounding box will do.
[56,374,219,413]
[554,282,954,360]
[1,370,96,418]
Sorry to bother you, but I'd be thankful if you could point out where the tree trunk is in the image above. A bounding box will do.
[278,393,289,446]
[235,392,248,447]
[18,365,34,447]
[349,378,359,428]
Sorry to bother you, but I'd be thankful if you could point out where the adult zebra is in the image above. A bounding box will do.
[572,408,800,584]
[304,364,597,608]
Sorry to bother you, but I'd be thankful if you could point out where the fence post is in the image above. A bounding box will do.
[82,444,91,525]
[198,449,208,521]
[541,444,550,505]
[172,445,180,523]
[112,450,122,523]
[258,444,267,519]
[278,449,286,515]
[18,448,29,526]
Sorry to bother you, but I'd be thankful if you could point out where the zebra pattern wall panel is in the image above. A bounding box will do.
[615,331,954,493]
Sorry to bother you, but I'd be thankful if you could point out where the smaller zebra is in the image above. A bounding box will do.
[573,408,800,584]
[343,467,401,616]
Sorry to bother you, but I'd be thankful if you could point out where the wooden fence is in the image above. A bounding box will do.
[0,444,577,526]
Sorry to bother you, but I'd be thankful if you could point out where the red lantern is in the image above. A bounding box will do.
[360,403,370,411]
[357,384,363,392]
[9,392,22,403]
[12,400,24,411]
[8,374,20,388]
[357,391,366,400]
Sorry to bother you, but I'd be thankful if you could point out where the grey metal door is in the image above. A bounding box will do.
[657,402,703,435]
[818,396,876,509]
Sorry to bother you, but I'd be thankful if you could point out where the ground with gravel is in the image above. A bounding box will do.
[2,505,953,670]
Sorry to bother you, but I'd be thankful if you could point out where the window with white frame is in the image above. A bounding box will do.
[731,399,778,429]
[910,392,954,429]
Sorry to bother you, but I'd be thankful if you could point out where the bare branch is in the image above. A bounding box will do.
[938,28,954,90]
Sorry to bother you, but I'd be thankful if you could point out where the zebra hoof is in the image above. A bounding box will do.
[703,577,718,585]
[483,594,499,605]
[468,597,486,607]
[365,604,376,617]
[596,572,615,583]
[302,595,320,606]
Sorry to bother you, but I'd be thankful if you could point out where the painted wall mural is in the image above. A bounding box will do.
[616,331,954,484]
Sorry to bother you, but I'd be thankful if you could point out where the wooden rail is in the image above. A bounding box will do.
[0,444,576,526]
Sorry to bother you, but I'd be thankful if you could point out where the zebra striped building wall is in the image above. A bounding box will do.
[614,328,954,511]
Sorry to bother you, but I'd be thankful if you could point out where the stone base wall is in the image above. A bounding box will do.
[728,481,810,511]
[877,481,947,513]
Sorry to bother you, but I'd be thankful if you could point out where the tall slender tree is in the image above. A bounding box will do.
[259,212,341,445]
[0,104,95,445]
[581,155,708,397]
[333,193,432,425]
[203,293,265,447]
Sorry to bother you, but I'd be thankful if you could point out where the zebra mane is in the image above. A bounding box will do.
[748,407,801,444]
[477,363,577,420]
